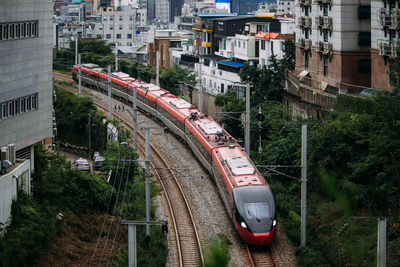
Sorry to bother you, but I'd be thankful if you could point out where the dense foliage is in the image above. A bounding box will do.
[54,87,107,151]
[53,39,115,71]
[0,145,115,266]
[216,90,400,265]
[119,59,196,96]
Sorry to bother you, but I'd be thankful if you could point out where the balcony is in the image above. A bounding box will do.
[315,16,324,28]
[314,0,332,6]
[378,39,400,58]
[322,42,333,56]
[304,40,312,50]
[298,17,312,28]
[315,41,323,52]
[298,38,305,49]
[322,17,333,31]
[378,8,400,29]
[299,0,312,6]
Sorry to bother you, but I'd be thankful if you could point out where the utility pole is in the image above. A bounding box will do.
[245,84,251,156]
[78,53,82,95]
[88,113,91,158]
[377,219,387,267]
[115,43,119,71]
[121,220,167,267]
[301,123,308,247]
[75,35,78,65]
[108,65,112,120]
[133,87,137,150]
[156,51,160,86]
[144,127,155,237]
[198,52,203,113]
[257,106,264,160]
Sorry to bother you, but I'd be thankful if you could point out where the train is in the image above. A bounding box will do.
[72,63,277,245]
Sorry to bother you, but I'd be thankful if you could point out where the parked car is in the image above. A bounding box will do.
[73,158,90,172]
[93,155,105,171]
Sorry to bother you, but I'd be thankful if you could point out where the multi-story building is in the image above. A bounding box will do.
[0,0,53,226]
[91,8,147,46]
[147,30,182,67]
[372,0,399,91]
[170,0,184,22]
[231,0,268,14]
[276,0,296,15]
[295,0,371,92]
[156,0,170,22]
[256,32,295,67]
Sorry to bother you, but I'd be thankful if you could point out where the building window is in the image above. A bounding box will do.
[323,30,328,42]
[127,34,132,38]
[110,25,113,30]
[323,56,328,77]
[305,7,309,16]
[358,32,371,46]
[119,15,123,21]
[0,21,38,41]
[243,41,246,48]
[305,52,309,69]
[106,34,111,39]
[221,83,224,93]
[129,15,133,21]
[116,34,121,39]
[305,29,309,39]
[223,39,226,50]
[323,5,329,16]
[129,24,133,30]
[271,41,274,53]
[110,15,114,21]
[103,16,107,21]
[0,94,38,121]
[261,58,265,66]
[261,40,265,50]
[119,24,123,30]
[235,40,237,47]
[238,41,241,48]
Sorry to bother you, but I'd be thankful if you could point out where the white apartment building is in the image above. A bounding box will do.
[92,8,147,46]
[256,32,294,67]
[295,0,371,90]
[372,0,399,91]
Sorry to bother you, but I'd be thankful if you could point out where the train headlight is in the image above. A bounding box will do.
[272,220,277,227]
[240,221,247,229]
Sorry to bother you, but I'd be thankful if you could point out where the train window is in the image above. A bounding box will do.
[25,97,31,111]
[20,23,24,38]
[15,24,19,38]
[8,102,13,117]
[8,24,13,39]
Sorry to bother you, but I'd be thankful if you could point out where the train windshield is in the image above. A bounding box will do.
[233,186,275,233]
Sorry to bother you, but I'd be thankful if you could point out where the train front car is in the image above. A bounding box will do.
[233,185,277,246]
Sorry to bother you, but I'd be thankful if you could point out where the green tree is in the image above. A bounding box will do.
[160,65,196,96]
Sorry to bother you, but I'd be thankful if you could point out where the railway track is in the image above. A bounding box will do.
[246,244,276,267]
[54,79,204,266]
[54,73,282,267]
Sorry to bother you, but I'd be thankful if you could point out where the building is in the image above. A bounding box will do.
[147,29,182,67]
[295,0,371,92]
[156,0,170,22]
[255,32,294,67]
[0,0,53,226]
[91,8,147,46]
[276,0,295,15]
[170,0,184,22]
[372,0,398,91]
[231,0,268,14]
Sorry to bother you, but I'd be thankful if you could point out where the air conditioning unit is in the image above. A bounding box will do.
[1,146,9,162]
[7,143,15,164]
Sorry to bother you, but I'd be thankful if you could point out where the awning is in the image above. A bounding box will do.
[298,70,310,81]
[216,61,244,68]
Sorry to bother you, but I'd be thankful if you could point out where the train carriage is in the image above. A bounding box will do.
[71,63,277,246]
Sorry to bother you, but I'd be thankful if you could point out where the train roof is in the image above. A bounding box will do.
[214,146,266,188]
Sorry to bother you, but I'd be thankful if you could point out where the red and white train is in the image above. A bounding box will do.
[72,63,277,245]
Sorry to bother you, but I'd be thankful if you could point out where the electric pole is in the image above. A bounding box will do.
[78,53,82,95]
[199,54,203,113]
[133,87,137,150]
[156,51,160,86]
[115,43,118,71]
[144,128,152,236]
[75,35,78,65]
[301,123,308,247]
[108,65,112,120]
[88,113,91,158]
[377,218,387,267]
[245,84,251,156]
